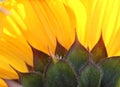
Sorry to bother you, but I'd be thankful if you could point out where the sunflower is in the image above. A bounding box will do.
[0,0,120,87]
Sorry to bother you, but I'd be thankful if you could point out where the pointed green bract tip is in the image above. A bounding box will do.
[91,35,108,63]
[66,39,89,74]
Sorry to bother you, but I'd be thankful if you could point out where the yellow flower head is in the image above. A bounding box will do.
[0,0,120,87]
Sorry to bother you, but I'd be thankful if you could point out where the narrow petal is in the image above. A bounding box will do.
[3,0,75,54]
[0,7,10,35]
[20,0,56,54]
[0,18,33,79]
[0,36,29,78]
[0,11,4,34]
[45,0,75,50]
[107,27,120,56]
[63,0,87,48]
[4,0,56,54]
[80,0,107,49]
[2,16,33,66]
[101,0,120,56]
[64,5,76,33]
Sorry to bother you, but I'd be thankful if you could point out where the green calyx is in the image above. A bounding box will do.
[7,36,120,87]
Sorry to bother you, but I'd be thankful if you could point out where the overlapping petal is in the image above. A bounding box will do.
[11,0,56,54]
[101,0,120,56]
[0,18,33,79]
[6,0,75,54]
[64,0,120,56]
[63,0,87,47]
[45,0,75,50]
[64,0,102,49]
[0,8,32,87]
[1,2,30,87]
[80,0,120,56]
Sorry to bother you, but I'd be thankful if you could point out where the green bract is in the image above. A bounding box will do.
[7,36,120,87]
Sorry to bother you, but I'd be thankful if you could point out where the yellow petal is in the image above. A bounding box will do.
[107,27,120,56]
[6,0,56,54]
[0,58,18,79]
[79,0,107,49]
[0,7,9,35]
[45,0,75,50]
[101,0,120,56]
[3,0,76,54]
[64,4,76,33]
[0,16,33,79]
[0,79,7,87]
[63,0,87,48]
[2,15,33,66]
[0,12,4,34]
[0,36,28,78]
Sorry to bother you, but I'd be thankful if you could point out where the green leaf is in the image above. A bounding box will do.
[55,41,67,58]
[19,72,43,87]
[66,39,88,73]
[78,63,102,87]
[91,36,108,63]
[31,47,51,73]
[100,57,120,87]
[45,60,77,87]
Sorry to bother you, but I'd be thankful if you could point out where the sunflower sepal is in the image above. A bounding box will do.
[55,41,67,58]
[66,38,89,74]
[78,57,103,87]
[19,72,44,87]
[7,36,120,87]
[99,56,120,87]
[31,46,51,73]
[91,35,108,63]
[45,60,78,87]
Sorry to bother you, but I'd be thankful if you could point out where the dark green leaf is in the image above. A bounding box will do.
[79,63,102,87]
[66,39,89,73]
[91,36,108,63]
[31,47,51,72]
[100,57,120,87]
[45,60,77,87]
[19,72,43,87]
